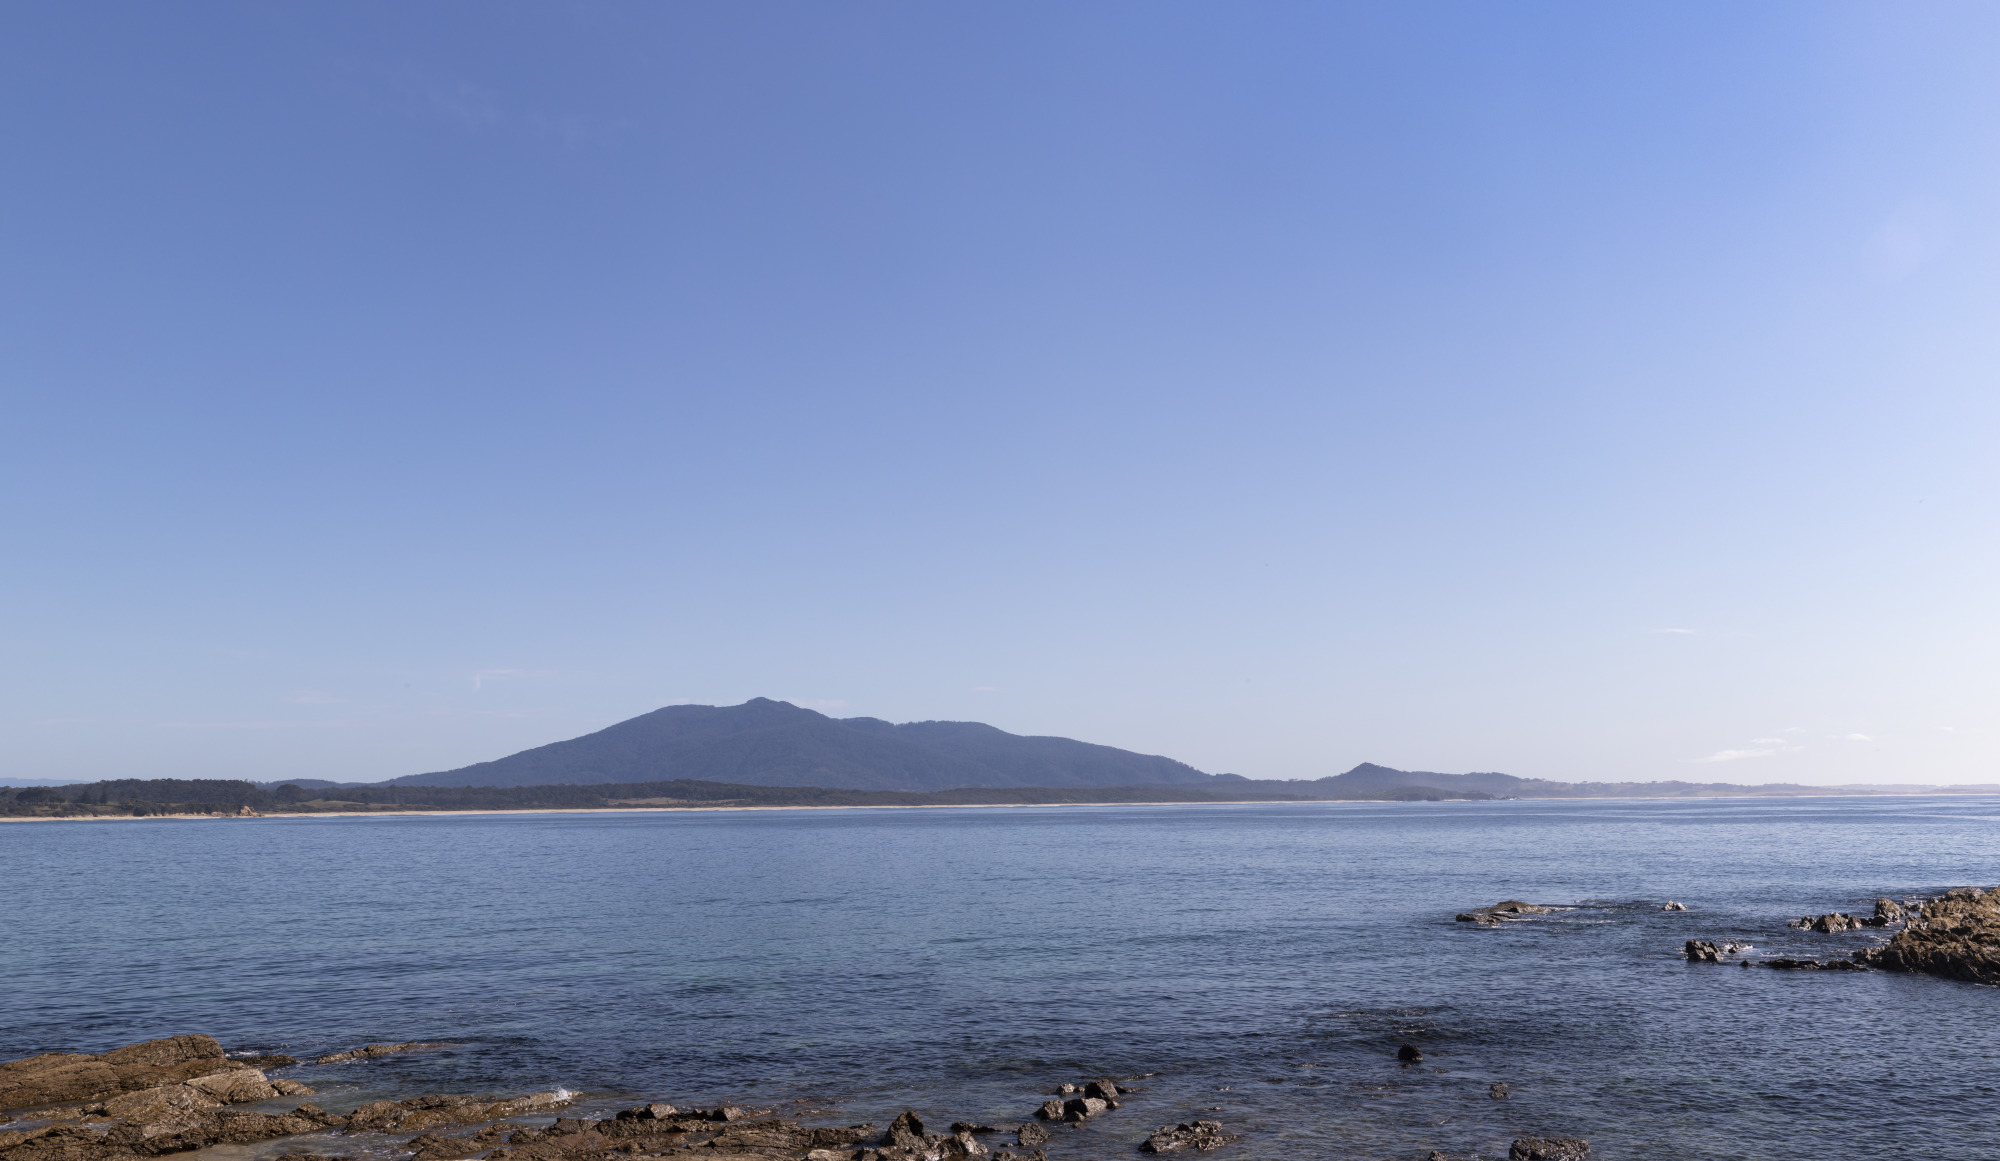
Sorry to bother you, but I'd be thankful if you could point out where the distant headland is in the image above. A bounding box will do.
[5,698,1993,818]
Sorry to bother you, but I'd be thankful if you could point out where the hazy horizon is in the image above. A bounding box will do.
[4,5,1997,787]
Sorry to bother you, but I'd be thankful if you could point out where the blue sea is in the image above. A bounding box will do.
[7,797,2000,1160]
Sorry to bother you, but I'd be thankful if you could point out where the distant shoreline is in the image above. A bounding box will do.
[4,790,1996,823]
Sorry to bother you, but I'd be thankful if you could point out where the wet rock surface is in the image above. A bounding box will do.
[1509,1139,1588,1160]
[315,1044,451,1066]
[1454,901,1558,927]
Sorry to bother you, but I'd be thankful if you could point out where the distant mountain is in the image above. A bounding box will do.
[386,698,1222,791]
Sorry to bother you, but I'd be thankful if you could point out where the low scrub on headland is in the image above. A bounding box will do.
[0,777,1491,817]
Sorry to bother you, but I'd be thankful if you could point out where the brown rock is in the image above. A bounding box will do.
[1867,898,1908,927]
[1014,1123,1048,1148]
[882,1112,925,1150]
[343,1092,573,1135]
[1684,940,1721,963]
[1059,1098,1105,1123]
[1855,887,2000,983]
[0,1038,252,1113]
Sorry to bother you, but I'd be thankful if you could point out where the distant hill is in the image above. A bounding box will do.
[386,698,1222,791]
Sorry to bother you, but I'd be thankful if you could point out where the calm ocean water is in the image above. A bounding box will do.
[6,798,2000,1160]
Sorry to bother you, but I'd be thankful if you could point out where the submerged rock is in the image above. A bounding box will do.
[1138,1121,1235,1153]
[313,1043,448,1066]
[1662,901,1688,911]
[1396,1044,1424,1063]
[1510,1138,1589,1160]
[1490,1083,1510,1099]
[1760,957,1865,971]
[1014,1122,1049,1148]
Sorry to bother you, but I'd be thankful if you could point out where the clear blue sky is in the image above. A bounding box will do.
[3,3,1996,786]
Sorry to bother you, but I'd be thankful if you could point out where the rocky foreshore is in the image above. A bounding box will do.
[0,1036,1597,1161]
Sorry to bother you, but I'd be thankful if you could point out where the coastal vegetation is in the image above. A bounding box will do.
[0,777,1492,818]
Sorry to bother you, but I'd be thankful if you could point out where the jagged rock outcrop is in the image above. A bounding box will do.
[0,1037,257,1112]
[1855,886,2000,983]
[1661,901,1687,911]
[1685,940,1722,963]
[1138,1121,1234,1153]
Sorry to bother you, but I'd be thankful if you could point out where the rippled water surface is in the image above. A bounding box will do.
[7,798,2000,1160]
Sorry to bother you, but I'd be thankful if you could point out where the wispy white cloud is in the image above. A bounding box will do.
[1699,747,1782,763]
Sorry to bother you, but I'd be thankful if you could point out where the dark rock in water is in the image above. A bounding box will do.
[1759,957,1864,971]
[1813,913,1864,933]
[1662,901,1688,911]
[1396,1044,1423,1063]
[313,1043,447,1066]
[272,1154,350,1161]
[1456,901,1558,927]
[1015,1121,1049,1147]
[950,1122,999,1135]
[1053,1083,1077,1095]
[234,1056,297,1071]
[1060,1097,1106,1123]
[1081,1080,1121,1104]
[1034,1100,1066,1122]
[1685,939,1722,963]
[1510,1138,1589,1160]
[614,1103,678,1123]
[1856,886,2000,983]
[884,1111,926,1149]
[1139,1121,1235,1153]
[1490,1083,1510,1099]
